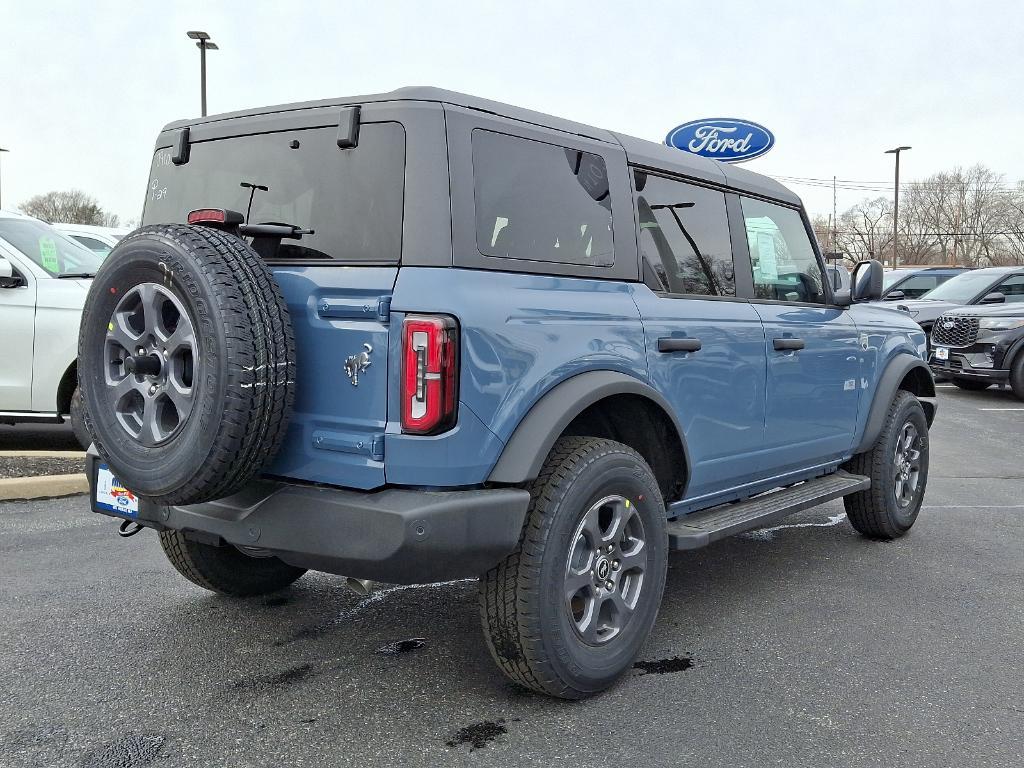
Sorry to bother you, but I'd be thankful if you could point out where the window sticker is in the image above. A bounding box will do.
[756,232,778,280]
[39,237,60,273]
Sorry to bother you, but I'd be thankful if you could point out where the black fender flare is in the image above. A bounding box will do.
[854,353,936,454]
[998,332,1024,371]
[487,370,690,486]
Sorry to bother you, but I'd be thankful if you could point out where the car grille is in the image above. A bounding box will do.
[931,315,979,347]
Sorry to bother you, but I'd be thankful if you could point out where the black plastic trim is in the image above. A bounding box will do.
[487,371,690,489]
[854,354,937,453]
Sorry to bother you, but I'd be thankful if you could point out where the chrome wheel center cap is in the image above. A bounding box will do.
[595,557,611,581]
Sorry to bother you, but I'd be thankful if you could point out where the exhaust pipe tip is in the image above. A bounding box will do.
[345,577,375,597]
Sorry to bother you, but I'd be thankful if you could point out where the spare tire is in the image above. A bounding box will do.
[78,224,295,506]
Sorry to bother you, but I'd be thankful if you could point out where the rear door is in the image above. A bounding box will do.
[737,197,861,476]
[143,112,411,489]
[631,171,767,502]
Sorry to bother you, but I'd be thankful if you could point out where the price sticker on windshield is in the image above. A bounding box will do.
[39,237,60,273]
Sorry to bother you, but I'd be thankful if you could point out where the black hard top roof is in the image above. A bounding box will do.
[163,86,801,206]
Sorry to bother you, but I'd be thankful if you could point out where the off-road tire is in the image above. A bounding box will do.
[78,224,295,506]
[844,390,929,539]
[950,377,990,391]
[1009,352,1024,401]
[479,437,668,699]
[159,530,306,597]
[69,386,91,450]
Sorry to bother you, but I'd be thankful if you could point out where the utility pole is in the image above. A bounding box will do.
[832,175,838,251]
[885,146,911,267]
[186,31,219,117]
[0,147,8,209]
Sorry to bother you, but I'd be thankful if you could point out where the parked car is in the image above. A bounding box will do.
[929,304,1024,397]
[889,266,1024,336]
[52,223,130,257]
[882,266,968,301]
[79,87,936,699]
[0,209,102,447]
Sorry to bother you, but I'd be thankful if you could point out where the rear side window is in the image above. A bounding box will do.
[740,197,825,304]
[143,122,406,263]
[634,171,735,296]
[472,130,613,267]
[895,274,939,298]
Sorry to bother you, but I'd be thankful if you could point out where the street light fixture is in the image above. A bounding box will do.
[885,145,911,268]
[0,147,8,209]
[186,31,219,117]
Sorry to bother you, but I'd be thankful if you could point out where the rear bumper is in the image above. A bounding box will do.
[87,451,530,584]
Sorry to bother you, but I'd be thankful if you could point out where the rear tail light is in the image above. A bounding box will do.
[187,208,244,227]
[401,315,459,434]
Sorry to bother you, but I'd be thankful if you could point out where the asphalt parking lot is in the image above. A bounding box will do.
[1,384,1021,768]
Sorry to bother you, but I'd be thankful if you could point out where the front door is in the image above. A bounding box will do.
[0,247,37,411]
[737,196,860,476]
[632,172,767,502]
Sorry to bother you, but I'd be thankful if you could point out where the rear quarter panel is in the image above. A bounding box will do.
[385,268,647,486]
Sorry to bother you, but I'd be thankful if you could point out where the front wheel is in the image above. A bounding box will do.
[479,437,668,699]
[843,391,930,539]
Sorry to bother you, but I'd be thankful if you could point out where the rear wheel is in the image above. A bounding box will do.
[951,378,991,391]
[844,391,929,539]
[159,530,306,597]
[479,437,668,699]
[69,387,91,450]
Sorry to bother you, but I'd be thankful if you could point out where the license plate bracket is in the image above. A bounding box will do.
[91,463,140,520]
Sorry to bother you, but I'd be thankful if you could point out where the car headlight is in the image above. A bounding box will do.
[978,317,1024,331]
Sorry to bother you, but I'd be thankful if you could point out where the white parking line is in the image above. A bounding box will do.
[936,384,955,388]
[978,408,1024,411]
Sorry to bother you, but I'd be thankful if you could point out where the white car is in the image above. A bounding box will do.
[52,223,130,257]
[0,209,105,446]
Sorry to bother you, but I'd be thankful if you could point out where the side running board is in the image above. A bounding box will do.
[666,471,870,550]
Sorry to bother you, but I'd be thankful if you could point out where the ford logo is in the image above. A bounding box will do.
[665,118,775,163]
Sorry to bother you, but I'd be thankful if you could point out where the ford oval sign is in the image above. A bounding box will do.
[665,118,775,163]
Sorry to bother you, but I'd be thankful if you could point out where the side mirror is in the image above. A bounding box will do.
[851,259,884,302]
[0,257,24,289]
[883,289,905,301]
[980,291,1006,305]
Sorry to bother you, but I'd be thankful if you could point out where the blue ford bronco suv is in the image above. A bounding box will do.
[80,88,936,698]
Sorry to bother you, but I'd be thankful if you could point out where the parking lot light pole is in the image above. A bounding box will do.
[885,146,911,268]
[186,31,219,117]
[0,147,8,208]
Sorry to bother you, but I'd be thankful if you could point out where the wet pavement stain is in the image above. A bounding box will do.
[634,656,694,675]
[375,638,427,655]
[80,734,165,768]
[446,719,508,751]
[232,662,315,691]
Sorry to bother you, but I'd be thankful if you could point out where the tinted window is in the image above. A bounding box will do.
[740,198,825,303]
[895,274,939,298]
[143,122,405,263]
[995,274,1024,302]
[634,171,734,296]
[472,130,613,267]
[72,235,112,254]
[0,218,103,276]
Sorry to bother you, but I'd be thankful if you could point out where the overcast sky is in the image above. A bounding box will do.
[2,0,1022,225]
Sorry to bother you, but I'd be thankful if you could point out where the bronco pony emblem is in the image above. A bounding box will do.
[344,343,373,386]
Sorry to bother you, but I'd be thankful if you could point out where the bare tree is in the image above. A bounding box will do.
[19,189,114,226]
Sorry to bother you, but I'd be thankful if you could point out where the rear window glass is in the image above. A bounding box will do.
[143,122,405,263]
[472,130,613,267]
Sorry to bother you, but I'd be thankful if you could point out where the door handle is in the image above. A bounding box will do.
[773,337,805,351]
[658,337,702,353]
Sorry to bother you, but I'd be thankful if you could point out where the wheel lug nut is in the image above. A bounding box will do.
[149,385,157,395]
[612,560,620,570]
[606,581,614,589]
